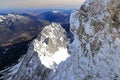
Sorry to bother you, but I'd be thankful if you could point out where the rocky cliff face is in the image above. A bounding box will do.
[1,0,120,80]
[70,0,120,79]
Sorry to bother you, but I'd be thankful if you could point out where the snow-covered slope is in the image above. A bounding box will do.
[1,0,120,80]
[0,15,6,22]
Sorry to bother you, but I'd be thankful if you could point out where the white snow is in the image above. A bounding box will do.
[52,48,70,64]
[70,11,80,31]
[52,10,60,13]
[114,38,120,46]
[40,48,70,69]
[0,19,3,22]
[84,20,94,36]
[60,37,63,42]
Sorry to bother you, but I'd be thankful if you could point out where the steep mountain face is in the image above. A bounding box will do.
[2,23,69,80]
[70,0,120,79]
[1,0,120,80]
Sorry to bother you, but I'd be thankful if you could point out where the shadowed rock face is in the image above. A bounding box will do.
[1,0,120,80]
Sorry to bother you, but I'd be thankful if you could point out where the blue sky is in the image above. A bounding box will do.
[0,0,85,9]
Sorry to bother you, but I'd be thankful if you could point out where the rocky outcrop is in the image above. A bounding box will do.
[70,0,120,79]
[1,0,120,80]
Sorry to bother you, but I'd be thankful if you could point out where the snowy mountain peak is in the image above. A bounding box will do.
[33,23,69,69]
